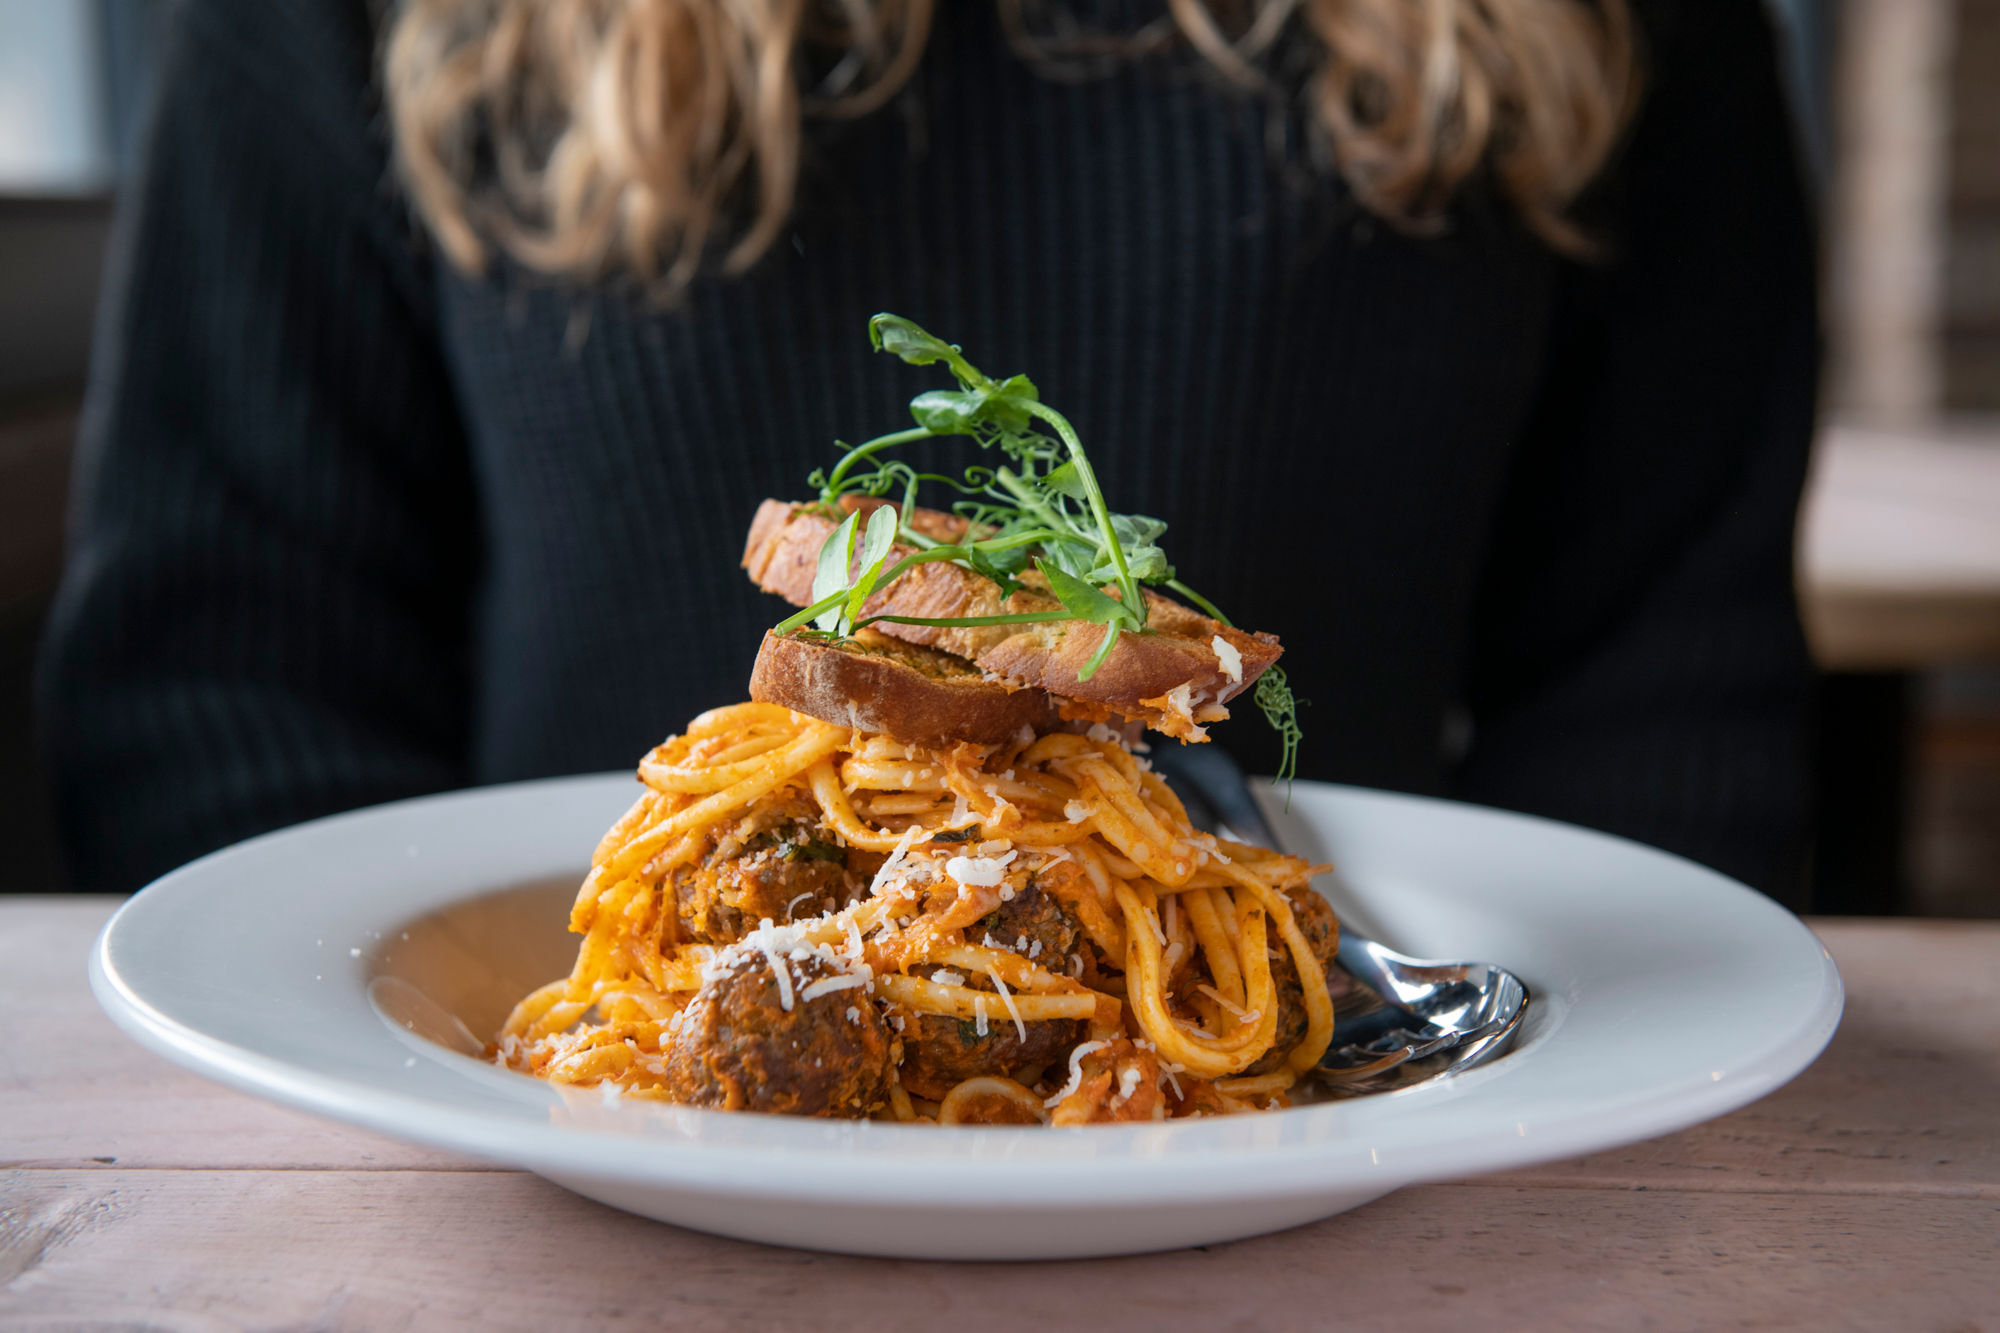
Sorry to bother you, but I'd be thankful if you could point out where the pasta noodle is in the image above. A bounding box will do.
[497,705,1337,1122]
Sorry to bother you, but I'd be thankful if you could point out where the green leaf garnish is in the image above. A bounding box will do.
[842,505,900,628]
[778,838,847,864]
[782,314,1304,775]
[811,510,861,632]
[869,314,961,368]
[965,544,1028,599]
[1034,556,1139,681]
[1035,557,1128,625]
[1041,458,1086,500]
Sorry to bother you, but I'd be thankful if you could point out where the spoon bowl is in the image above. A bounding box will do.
[1316,932,1528,1091]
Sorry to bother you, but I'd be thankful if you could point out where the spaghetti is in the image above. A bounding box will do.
[497,704,1337,1123]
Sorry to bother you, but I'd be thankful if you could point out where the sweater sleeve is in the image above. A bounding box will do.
[1448,0,1818,903]
[38,0,478,893]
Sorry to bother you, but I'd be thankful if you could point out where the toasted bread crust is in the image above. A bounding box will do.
[742,500,1281,740]
[749,629,1060,749]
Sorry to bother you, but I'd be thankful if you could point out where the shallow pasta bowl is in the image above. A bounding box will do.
[91,774,1841,1259]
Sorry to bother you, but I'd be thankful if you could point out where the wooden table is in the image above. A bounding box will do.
[4,900,1995,1329]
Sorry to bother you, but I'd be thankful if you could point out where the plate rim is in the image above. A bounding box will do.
[90,773,1845,1207]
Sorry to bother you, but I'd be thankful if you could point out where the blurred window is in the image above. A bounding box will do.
[0,3,112,197]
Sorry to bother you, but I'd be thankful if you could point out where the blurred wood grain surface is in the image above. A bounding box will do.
[3,899,1996,1330]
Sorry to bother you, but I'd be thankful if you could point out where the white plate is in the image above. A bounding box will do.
[92,775,1842,1259]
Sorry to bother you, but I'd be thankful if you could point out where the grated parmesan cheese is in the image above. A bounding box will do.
[1211,634,1242,683]
[869,826,924,898]
[755,935,795,1011]
[799,972,868,1002]
[700,917,874,1013]
[1156,682,1209,741]
[944,851,1016,888]
[1196,983,1253,1023]
[1044,1040,1111,1108]
[985,966,1028,1042]
[1115,1064,1144,1104]
[1063,800,1092,825]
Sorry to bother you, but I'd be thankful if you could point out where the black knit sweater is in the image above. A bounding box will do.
[40,0,1818,901]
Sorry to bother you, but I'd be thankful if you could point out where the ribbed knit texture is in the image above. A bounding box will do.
[40,0,1817,902]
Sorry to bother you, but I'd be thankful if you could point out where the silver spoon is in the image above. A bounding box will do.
[1151,746,1529,1094]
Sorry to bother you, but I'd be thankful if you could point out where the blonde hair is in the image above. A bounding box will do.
[385,0,1635,286]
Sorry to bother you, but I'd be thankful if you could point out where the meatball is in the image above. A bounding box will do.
[897,881,1084,1101]
[671,794,862,944]
[898,1008,1080,1102]
[974,878,1080,966]
[663,944,892,1117]
[1248,887,1340,1074]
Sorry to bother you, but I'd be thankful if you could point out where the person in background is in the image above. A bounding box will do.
[39,0,1817,902]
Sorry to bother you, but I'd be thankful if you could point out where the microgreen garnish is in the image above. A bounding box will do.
[776,314,1303,780]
